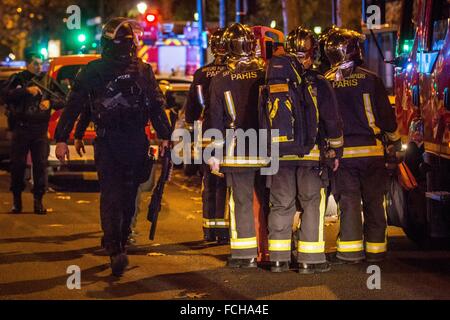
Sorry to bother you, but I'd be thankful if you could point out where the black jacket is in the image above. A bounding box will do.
[185,62,227,130]
[325,66,400,160]
[55,57,171,143]
[1,70,64,129]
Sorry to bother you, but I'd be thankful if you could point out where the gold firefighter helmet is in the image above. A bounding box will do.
[209,28,227,58]
[285,27,319,62]
[324,28,365,68]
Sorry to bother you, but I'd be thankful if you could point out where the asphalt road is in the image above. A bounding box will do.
[0,168,450,300]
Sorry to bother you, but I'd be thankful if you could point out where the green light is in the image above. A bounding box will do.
[92,42,97,48]
[403,44,410,52]
[40,47,48,58]
[77,34,86,43]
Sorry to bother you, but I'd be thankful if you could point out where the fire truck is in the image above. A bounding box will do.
[394,0,450,244]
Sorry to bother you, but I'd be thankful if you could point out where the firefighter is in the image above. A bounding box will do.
[54,18,171,276]
[0,52,65,214]
[265,27,344,273]
[184,29,229,244]
[207,23,266,268]
[324,28,401,263]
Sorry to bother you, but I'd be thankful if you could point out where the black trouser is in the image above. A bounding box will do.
[334,157,388,261]
[94,134,147,256]
[268,166,327,263]
[10,124,49,198]
[202,164,228,240]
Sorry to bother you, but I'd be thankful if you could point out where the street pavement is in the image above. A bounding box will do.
[0,168,450,300]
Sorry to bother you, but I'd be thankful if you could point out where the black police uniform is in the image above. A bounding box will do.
[185,62,228,241]
[1,71,63,202]
[208,68,267,259]
[55,57,171,256]
[325,66,400,262]
[268,68,344,263]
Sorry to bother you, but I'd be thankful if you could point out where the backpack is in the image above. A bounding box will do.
[259,54,319,157]
[89,62,149,131]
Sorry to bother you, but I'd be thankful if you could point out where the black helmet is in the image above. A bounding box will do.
[209,28,226,57]
[285,27,318,61]
[324,28,365,68]
[222,23,256,59]
[101,17,143,61]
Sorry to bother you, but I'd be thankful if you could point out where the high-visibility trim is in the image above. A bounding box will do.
[272,135,293,143]
[365,241,387,254]
[269,83,289,93]
[268,239,291,251]
[307,84,319,125]
[385,129,401,142]
[298,241,325,253]
[318,188,326,242]
[328,136,344,148]
[342,141,384,158]
[202,218,230,228]
[363,93,381,135]
[280,146,321,161]
[224,91,237,122]
[229,188,237,239]
[337,239,364,253]
[230,237,258,249]
[222,156,270,167]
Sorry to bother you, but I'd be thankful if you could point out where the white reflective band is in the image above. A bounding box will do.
[366,242,387,253]
[268,240,291,251]
[230,237,257,249]
[342,145,384,158]
[329,136,344,148]
[224,91,237,121]
[363,93,381,135]
[297,241,325,253]
[222,157,270,166]
[215,220,229,226]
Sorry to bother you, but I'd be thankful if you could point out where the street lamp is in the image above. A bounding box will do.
[137,2,148,14]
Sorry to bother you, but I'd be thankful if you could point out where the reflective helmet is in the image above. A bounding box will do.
[222,23,256,59]
[209,28,226,58]
[285,27,318,61]
[101,17,144,61]
[324,28,365,68]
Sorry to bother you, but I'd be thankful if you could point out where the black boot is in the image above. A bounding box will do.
[11,193,22,214]
[298,262,331,274]
[34,197,47,215]
[110,253,129,277]
[226,257,257,269]
[270,261,290,273]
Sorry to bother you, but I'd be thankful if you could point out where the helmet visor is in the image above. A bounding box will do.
[102,18,144,46]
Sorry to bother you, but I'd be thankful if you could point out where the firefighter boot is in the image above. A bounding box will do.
[226,257,257,269]
[11,193,22,214]
[271,261,290,273]
[34,196,47,215]
[298,262,331,274]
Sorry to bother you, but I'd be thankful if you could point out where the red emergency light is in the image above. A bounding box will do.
[145,13,156,23]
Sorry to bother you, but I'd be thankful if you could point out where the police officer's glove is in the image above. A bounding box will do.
[325,149,340,172]
[26,86,42,97]
[74,139,86,157]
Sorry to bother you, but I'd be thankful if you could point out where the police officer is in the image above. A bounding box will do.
[54,18,171,276]
[266,27,344,273]
[1,52,64,214]
[208,23,266,268]
[324,29,401,263]
[185,29,229,244]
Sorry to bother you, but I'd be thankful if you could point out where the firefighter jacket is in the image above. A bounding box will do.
[208,68,267,170]
[325,66,400,160]
[185,62,227,131]
[279,69,344,166]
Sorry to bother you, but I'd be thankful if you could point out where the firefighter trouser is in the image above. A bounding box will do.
[94,138,142,256]
[268,166,327,263]
[334,157,388,261]
[226,170,260,259]
[10,125,49,198]
[202,165,229,240]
